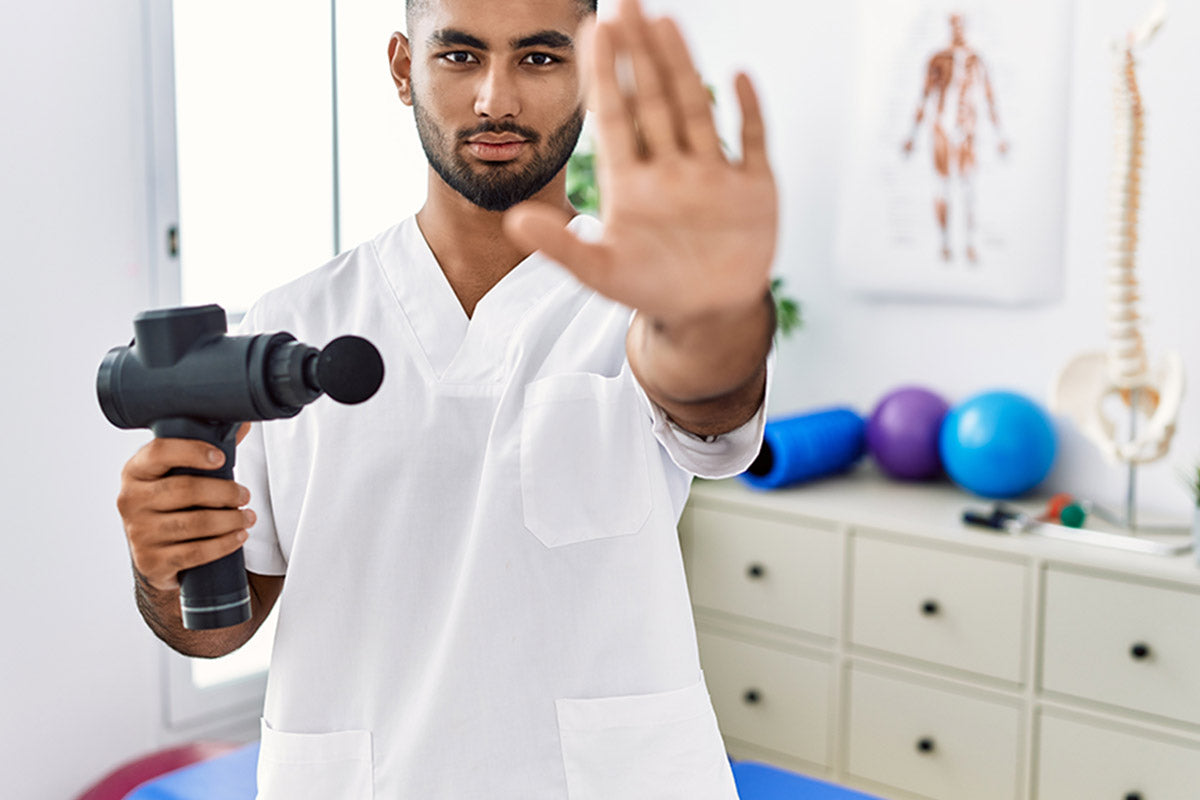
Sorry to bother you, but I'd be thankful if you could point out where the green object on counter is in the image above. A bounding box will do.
[1060,503,1087,528]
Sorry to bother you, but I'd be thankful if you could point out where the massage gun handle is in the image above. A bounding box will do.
[153,417,252,630]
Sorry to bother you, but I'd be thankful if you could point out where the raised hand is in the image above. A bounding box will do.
[504,0,778,325]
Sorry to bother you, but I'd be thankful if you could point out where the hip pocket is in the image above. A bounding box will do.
[521,372,653,548]
[256,719,373,800]
[555,677,738,800]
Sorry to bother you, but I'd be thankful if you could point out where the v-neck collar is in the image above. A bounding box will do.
[375,214,598,384]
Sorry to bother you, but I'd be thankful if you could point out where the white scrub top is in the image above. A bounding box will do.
[236,215,768,799]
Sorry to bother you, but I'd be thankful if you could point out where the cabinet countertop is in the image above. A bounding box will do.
[688,466,1200,587]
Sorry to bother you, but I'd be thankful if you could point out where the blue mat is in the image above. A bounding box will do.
[126,742,258,800]
[125,744,875,799]
[732,761,880,799]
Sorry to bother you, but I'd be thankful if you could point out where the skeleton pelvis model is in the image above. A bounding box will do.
[1054,350,1183,465]
[1052,2,1184,468]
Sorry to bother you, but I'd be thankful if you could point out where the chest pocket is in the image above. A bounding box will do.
[520,372,654,548]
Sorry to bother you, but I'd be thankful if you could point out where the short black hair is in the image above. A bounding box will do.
[407,0,597,30]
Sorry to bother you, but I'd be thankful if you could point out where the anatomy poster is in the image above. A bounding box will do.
[836,0,1071,303]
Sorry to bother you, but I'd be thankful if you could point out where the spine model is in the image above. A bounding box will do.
[1106,43,1148,392]
[1051,3,1183,470]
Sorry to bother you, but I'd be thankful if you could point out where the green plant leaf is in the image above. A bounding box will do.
[567,150,599,215]
[771,278,802,338]
[1180,462,1200,506]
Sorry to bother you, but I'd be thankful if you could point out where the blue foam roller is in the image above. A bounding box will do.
[740,407,866,490]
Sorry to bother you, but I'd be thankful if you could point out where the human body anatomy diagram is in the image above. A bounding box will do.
[902,13,1008,264]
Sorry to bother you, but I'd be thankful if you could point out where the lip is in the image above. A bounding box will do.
[467,133,527,144]
[465,139,528,162]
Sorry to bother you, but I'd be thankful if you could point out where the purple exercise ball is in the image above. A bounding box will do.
[867,386,951,480]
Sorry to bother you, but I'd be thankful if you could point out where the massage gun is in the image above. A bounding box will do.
[97,304,384,630]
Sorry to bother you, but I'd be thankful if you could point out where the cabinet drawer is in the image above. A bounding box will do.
[697,630,833,767]
[683,506,839,638]
[1036,710,1200,800]
[850,535,1028,682]
[1041,569,1200,726]
[847,666,1022,800]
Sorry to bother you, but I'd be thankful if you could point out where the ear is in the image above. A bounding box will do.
[388,32,414,106]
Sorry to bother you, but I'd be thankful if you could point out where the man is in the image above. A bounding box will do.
[116,0,777,796]
[902,12,1007,264]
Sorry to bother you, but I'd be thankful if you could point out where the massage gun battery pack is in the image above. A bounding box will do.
[97,305,384,630]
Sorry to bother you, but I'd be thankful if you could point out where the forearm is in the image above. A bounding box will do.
[627,291,774,437]
[133,568,257,658]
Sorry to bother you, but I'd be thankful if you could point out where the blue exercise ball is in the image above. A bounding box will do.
[939,390,1057,499]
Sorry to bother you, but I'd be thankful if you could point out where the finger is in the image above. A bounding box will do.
[735,72,770,172]
[124,437,226,482]
[589,21,639,167]
[651,17,723,159]
[138,530,250,590]
[133,507,256,546]
[616,0,678,157]
[141,475,249,513]
[503,202,614,294]
[235,422,252,445]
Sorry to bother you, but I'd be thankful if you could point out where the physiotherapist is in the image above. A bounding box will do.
[115,0,779,796]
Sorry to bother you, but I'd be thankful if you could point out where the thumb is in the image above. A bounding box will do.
[503,202,611,291]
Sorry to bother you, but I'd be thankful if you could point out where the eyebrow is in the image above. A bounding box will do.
[427,28,573,52]
[512,30,573,50]
[428,29,488,50]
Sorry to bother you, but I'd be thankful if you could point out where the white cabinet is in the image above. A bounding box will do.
[850,535,1028,684]
[1035,710,1200,800]
[685,505,840,640]
[1041,568,1200,726]
[846,666,1022,800]
[697,631,834,768]
[680,471,1200,800]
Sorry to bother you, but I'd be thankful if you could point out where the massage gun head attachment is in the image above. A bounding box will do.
[97,304,384,429]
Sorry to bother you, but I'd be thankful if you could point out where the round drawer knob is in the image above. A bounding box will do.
[1129,642,1152,661]
[920,599,940,617]
[915,737,936,754]
[743,689,762,705]
[746,563,766,580]
[1124,792,1143,800]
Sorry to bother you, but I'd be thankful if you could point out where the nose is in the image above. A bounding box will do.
[474,63,521,119]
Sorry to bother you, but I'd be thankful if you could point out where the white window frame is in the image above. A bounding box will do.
[143,0,319,733]
[144,0,427,732]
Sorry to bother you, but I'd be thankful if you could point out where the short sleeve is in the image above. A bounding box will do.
[634,347,773,480]
[233,306,288,575]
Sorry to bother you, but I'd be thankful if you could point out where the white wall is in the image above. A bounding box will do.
[1,1,176,797]
[657,0,1200,517]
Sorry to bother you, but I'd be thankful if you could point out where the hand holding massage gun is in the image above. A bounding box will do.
[97,305,383,629]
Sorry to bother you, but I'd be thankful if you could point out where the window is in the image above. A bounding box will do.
[172,0,335,316]
[148,0,427,730]
[165,0,428,319]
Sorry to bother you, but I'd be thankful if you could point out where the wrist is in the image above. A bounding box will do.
[631,289,774,405]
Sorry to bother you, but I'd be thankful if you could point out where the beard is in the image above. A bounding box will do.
[412,89,584,212]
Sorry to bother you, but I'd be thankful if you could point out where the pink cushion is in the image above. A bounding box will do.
[76,741,242,800]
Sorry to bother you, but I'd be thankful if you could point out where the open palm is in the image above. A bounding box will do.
[505,0,778,324]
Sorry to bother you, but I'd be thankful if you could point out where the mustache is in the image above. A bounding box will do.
[457,120,542,144]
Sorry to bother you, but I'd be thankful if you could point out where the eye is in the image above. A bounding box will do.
[441,51,478,65]
[521,52,559,66]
